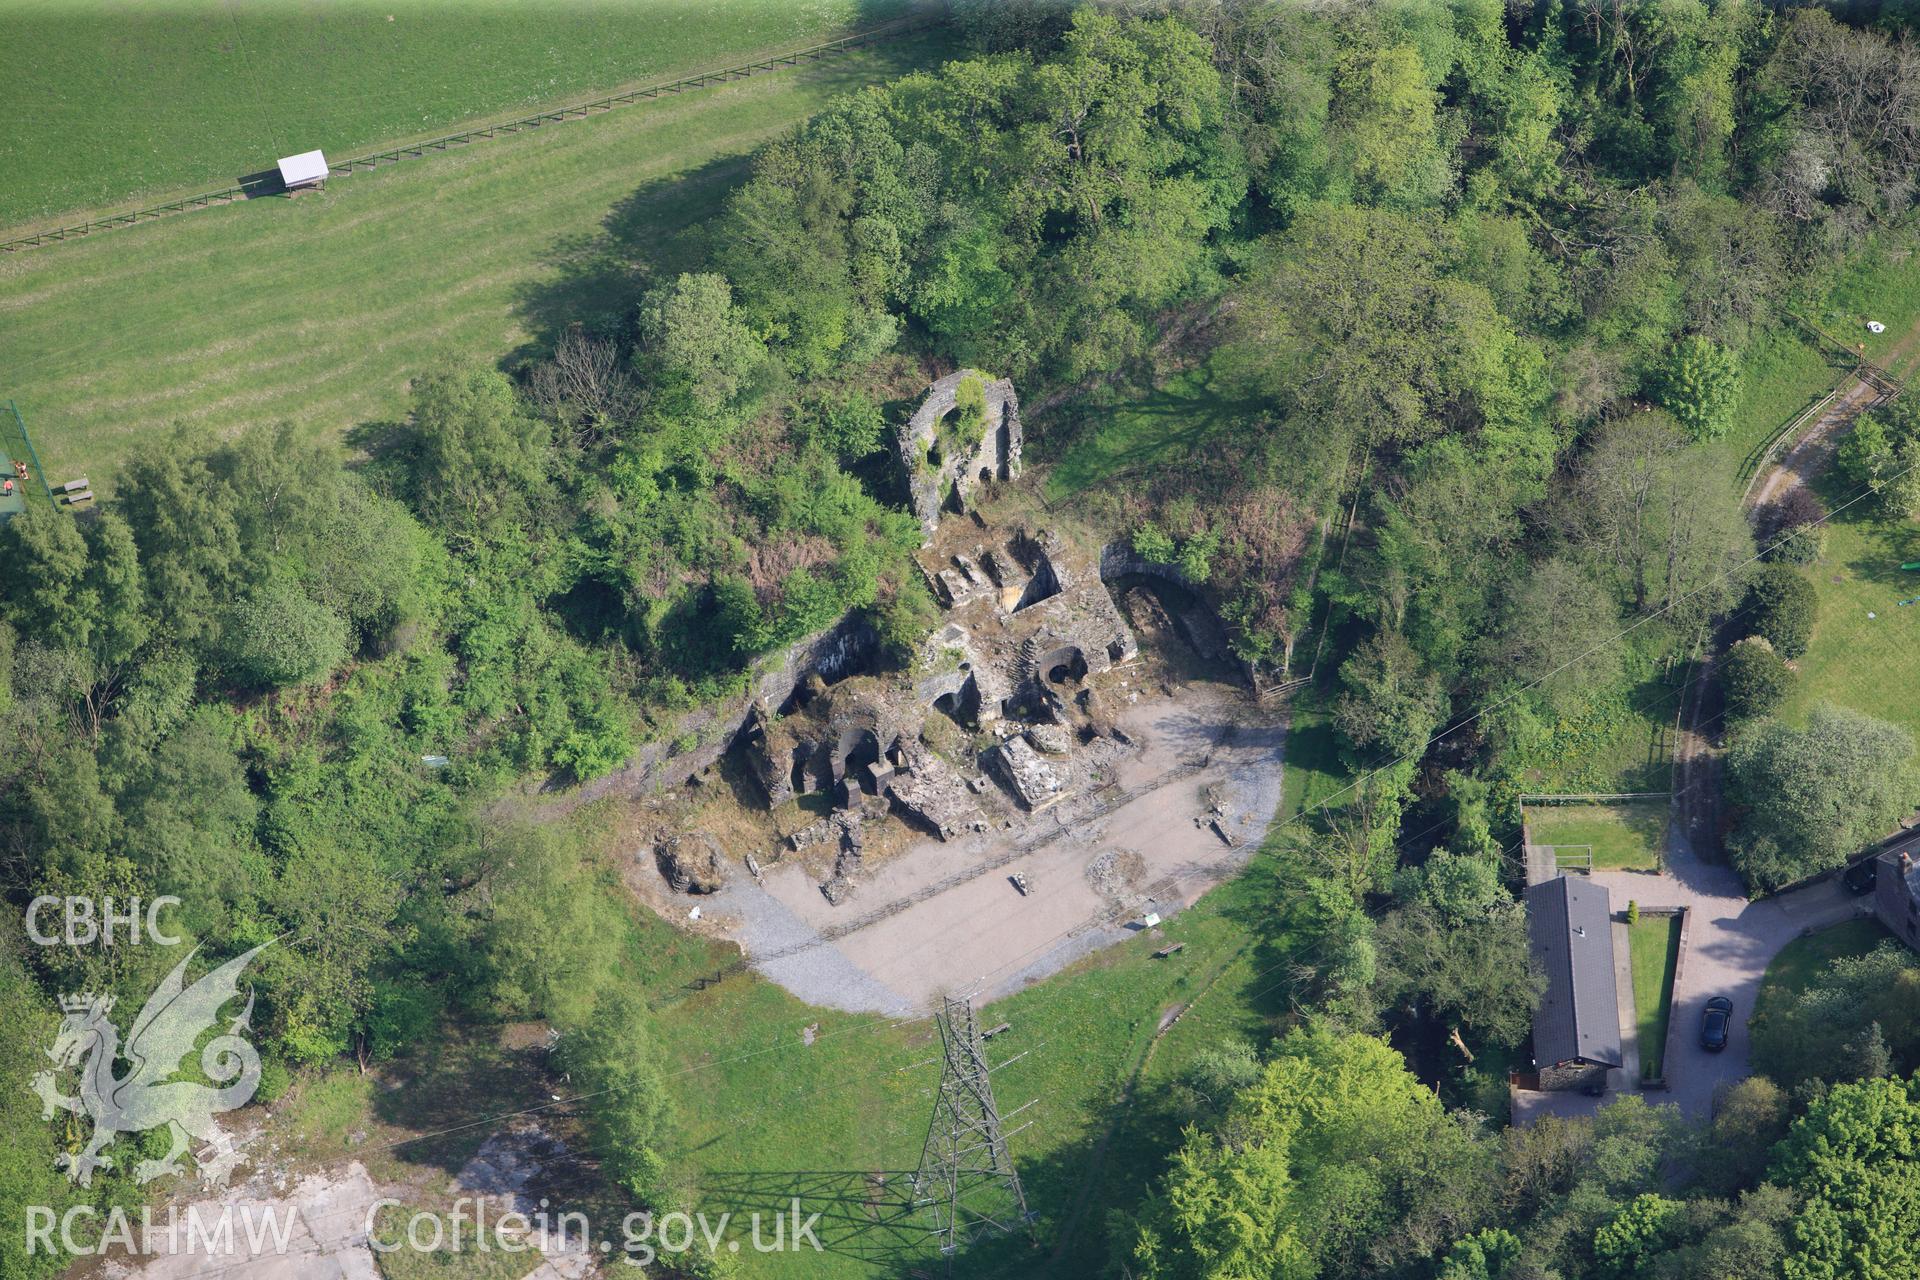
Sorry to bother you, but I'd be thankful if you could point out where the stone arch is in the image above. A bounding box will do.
[932,674,981,727]
[1037,645,1089,687]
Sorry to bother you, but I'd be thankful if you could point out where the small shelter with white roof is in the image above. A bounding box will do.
[276,149,329,192]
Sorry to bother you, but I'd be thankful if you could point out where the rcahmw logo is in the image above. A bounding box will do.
[29,942,271,1186]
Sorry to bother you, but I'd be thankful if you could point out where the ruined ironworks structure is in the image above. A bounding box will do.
[912,996,1035,1267]
[650,371,1149,907]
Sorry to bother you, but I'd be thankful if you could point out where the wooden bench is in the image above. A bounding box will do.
[58,477,88,493]
[982,1022,1012,1040]
[63,489,93,505]
[1153,942,1186,958]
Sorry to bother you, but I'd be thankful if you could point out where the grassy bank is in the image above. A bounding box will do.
[0,32,951,492]
[1754,916,1894,1023]
[0,0,920,229]
[1278,689,1346,822]
[1628,913,1680,1079]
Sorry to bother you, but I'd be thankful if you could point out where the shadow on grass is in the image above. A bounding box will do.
[1836,516,1920,592]
[508,29,958,359]
[508,150,749,356]
[694,1169,949,1271]
[370,1033,553,1177]
[1043,368,1264,500]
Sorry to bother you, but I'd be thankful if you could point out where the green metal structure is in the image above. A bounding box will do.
[1,400,56,524]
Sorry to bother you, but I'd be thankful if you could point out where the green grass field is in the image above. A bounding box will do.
[1525,801,1668,872]
[0,0,920,229]
[1779,510,1920,742]
[1628,913,1680,1079]
[1754,916,1893,1023]
[0,32,951,493]
[1813,235,1920,380]
[1511,655,1683,795]
[647,851,1286,1279]
[258,815,1292,1280]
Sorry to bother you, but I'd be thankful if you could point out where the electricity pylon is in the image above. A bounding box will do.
[911,995,1035,1270]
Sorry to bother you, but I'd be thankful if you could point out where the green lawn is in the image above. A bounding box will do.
[1525,801,1668,872]
[0,32,951,493]
[0,0,921,229]
[1628,913,1681,1079]
[1754,916,1894,1024]
[1279,688,1347,823]
[1778,511,1920,743]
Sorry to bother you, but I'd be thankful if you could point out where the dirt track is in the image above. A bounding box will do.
[1745,373,1889,512]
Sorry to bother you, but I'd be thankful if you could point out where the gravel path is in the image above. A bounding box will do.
[1745,373,1888,512]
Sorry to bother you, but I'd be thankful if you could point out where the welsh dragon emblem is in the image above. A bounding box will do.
[29,942,271,1186]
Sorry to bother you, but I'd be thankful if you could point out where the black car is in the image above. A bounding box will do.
[1700,997,1734,1052]
[1843,858,1879,895]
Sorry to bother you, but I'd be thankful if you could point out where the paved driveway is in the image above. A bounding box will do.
[1589,819,1861,1119]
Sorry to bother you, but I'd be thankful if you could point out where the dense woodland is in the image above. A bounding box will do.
[5,2,1920,1278]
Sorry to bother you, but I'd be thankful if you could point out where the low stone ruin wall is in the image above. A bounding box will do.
[571,614,882,803]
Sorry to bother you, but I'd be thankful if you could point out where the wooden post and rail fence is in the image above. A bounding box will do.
[0,14,943,255]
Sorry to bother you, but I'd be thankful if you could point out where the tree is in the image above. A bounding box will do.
[115,707,265,940]
[1835,396,1920,520]
[1719,636,1792,721]
[1727,703,1918,892]
[409,363,550,537]
[116,441,242,648]
[525,327,638,446]
[1700,1076,1791,1197]
[1772,1072,1920,1280]
[1334,628,1449,765]
[1744,564,1817,659]
[1656,334,1741,443]
[1483,555,1624,712]
[79,511,148,672]
[1756,488,1828,565]
[1222,205,1539,454]
[1655,1185,1793,1280]
[1561,413,1751,623]
[219,578,349,688]
[0,950,93,1280]
[1115,1025,1495,1280]
[557,987,668,1200]
[1439,1228,1521,1280]
[1330,42,1451,206]
[636,273,767,419]
[1751,942,1920,1090]
[0,500,90,650]
[1757,10,1920,236]
[263,835,402,1064]
[1375,896,1542,1049]
[1594,1193,1686,1279]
